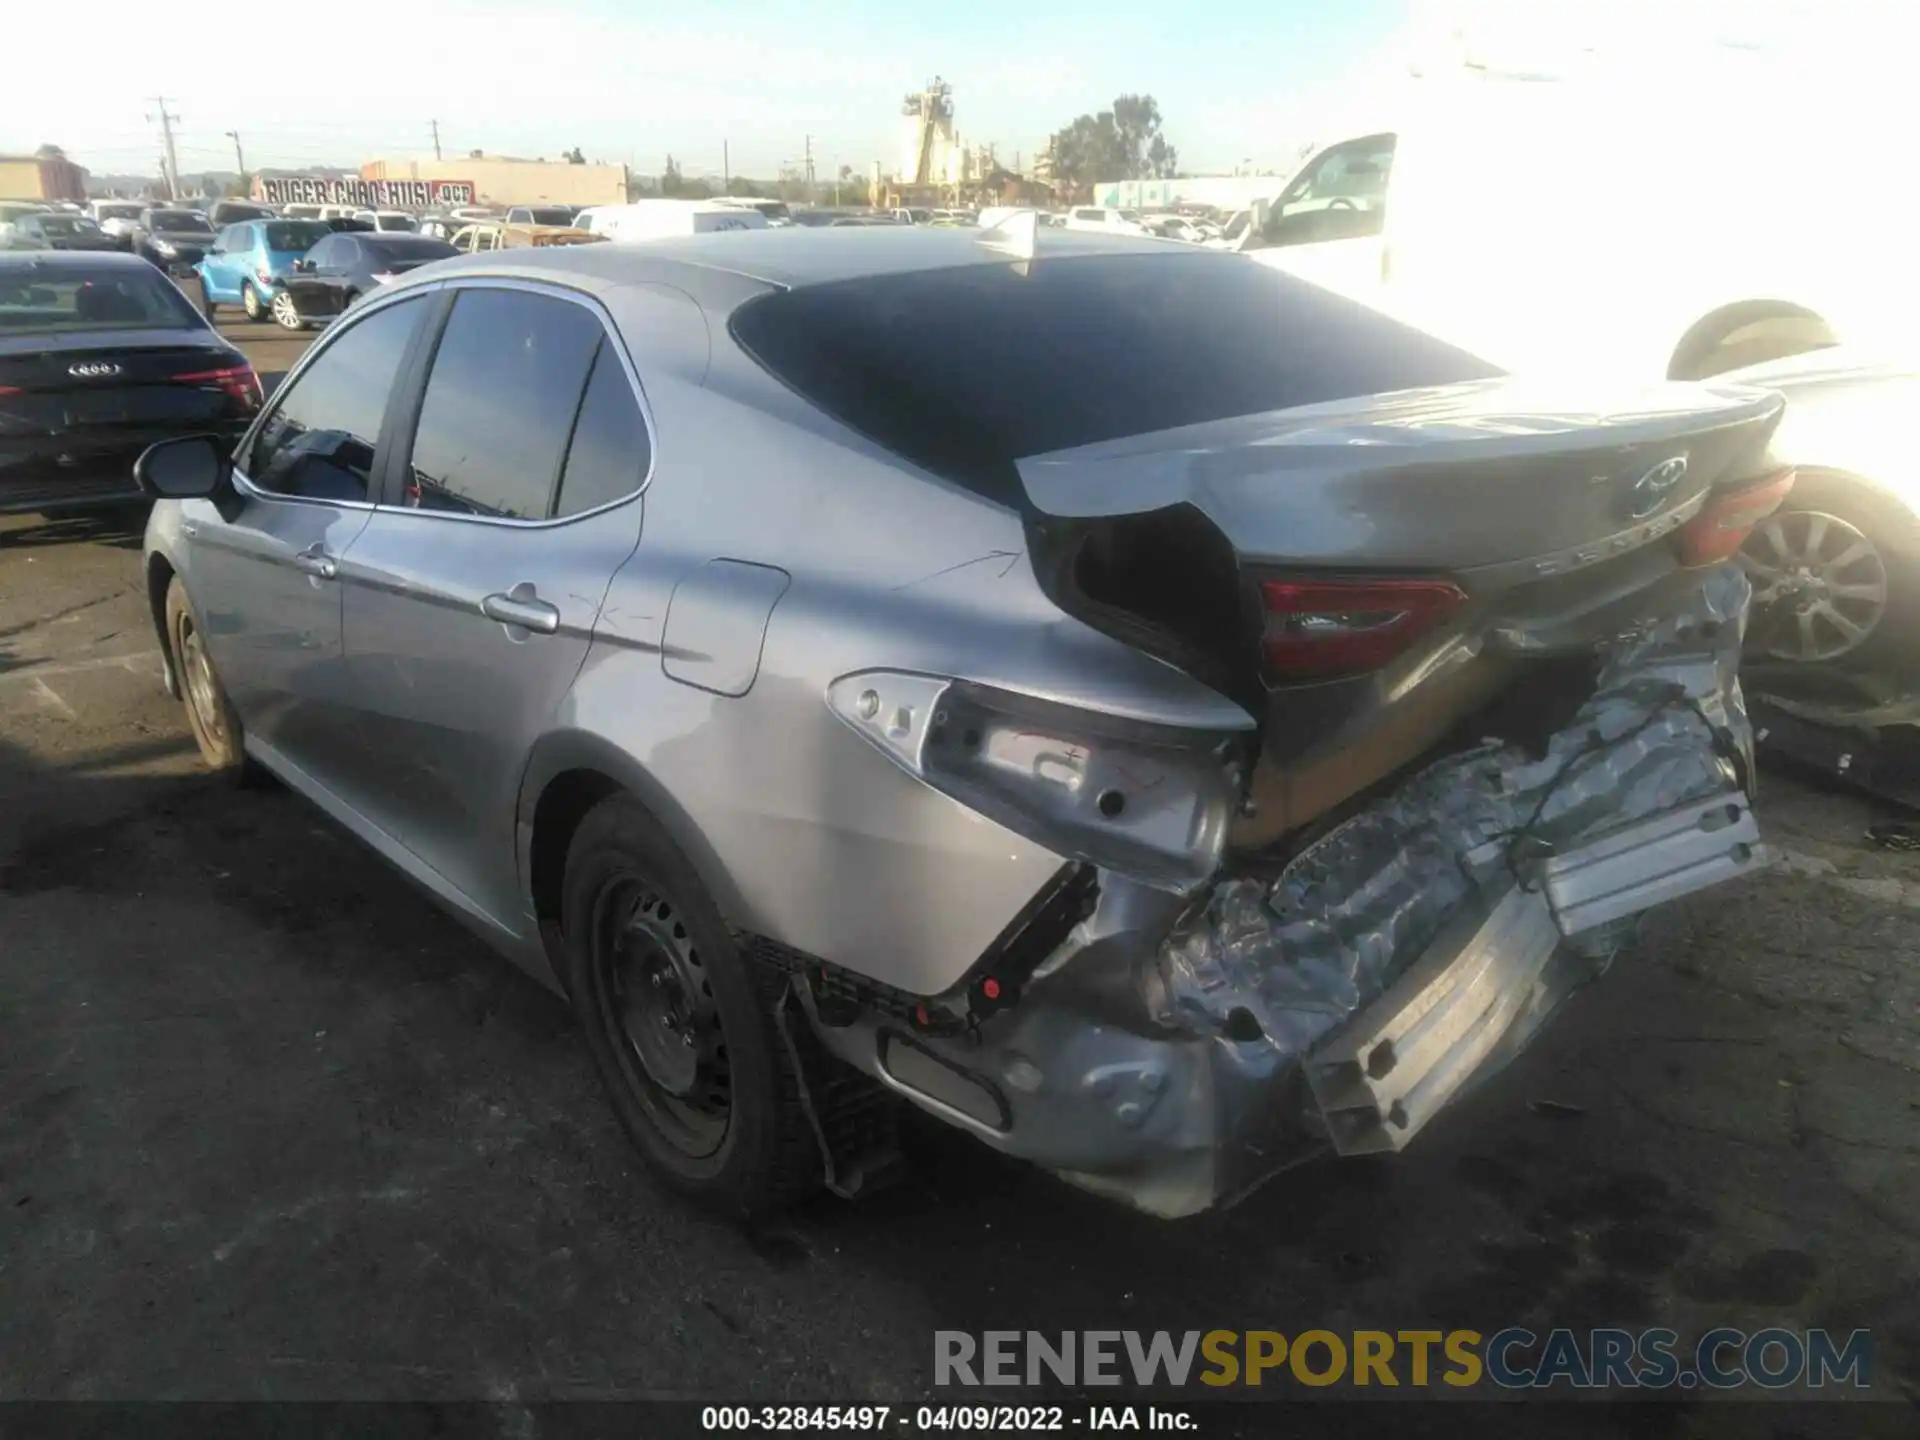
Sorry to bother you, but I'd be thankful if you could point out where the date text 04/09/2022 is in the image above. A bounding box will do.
[699,1404,1196,1432]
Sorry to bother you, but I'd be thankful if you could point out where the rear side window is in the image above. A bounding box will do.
[402,288,603,518]
[729,253,1499,505]
[242,296,425,502]
[555,339,648,517]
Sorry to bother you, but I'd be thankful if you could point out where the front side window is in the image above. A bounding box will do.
[239,296,424,502]
[401,288,604,519]
[1259,134,1396,249]
[1072,209,1102,221]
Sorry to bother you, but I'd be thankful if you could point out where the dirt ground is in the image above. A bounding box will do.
[1,320,1916,1421]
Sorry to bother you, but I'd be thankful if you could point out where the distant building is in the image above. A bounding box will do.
[360,156,629,207]
[0,151,88,202]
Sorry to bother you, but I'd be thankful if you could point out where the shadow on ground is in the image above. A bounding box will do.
[0,731,1916,1413]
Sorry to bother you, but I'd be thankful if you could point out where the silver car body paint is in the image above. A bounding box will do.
[144,229,1782,1212]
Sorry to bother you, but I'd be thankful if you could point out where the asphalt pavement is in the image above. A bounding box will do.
[1,321,1917,1415]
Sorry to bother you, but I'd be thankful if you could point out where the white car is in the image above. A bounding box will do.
[584,200,768,242]
[89,199,145,242]
[0,200,53,244]
[1239,79,1916,382]
[352,209,419,233]
[1062,206,1145,235]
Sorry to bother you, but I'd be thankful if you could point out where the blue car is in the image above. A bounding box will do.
[195,218,334,329]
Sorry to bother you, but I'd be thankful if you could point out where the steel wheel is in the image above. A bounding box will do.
[270,290,303,330]
[586,878,730,1159]
[177,610,231,751]
[1741,509,1890,663]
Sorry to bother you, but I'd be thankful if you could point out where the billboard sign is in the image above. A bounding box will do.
[254,176,477,208]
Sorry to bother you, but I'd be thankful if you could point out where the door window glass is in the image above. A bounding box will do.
[305,234,350,268]
[239,296,424,502]
[402,288,602,519]
[554,339,649,517]
[1260,134,1396,248]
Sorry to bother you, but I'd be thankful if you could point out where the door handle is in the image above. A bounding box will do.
[292,544,337,580]
[482,591,560,635]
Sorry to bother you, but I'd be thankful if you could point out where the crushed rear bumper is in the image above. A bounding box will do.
[809,564,1766,1216]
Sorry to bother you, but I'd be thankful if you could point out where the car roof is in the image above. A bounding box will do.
[0,250,158,272]
[394,225,1183,296]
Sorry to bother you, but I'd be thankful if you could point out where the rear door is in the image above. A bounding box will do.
[180,293,432,788]
[338,281,651,925]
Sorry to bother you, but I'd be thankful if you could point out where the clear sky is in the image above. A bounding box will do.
[6,1,1904,183]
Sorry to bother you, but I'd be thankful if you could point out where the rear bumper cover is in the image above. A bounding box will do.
[810,564,1765,1215]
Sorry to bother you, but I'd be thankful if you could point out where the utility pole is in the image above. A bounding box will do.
[225,131,246,194]
[803,134,814,201]
[722,139,729,194]
[146,97,182,200]
[431,119,442,161]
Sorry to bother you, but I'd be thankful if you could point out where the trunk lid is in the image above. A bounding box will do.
[1015,375,1785,572]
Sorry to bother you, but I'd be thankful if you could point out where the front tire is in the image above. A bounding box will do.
[241,281,266,323]
[270,290,305,331]
[165,577,252,779]
[561,795,819,1218]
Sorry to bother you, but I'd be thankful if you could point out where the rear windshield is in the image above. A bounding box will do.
[265,220,333,251]
[95,203,143,221]
[0,267,202,334]
[521,207,574,226]
[729,253,1499,504]
[36,216,101,235]
[364,237,458,265]
[149,211,211,232]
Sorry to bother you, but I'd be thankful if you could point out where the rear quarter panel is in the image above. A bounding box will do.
[549,282,1250,994]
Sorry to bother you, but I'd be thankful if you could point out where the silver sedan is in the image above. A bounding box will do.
[138,226,1785,1217]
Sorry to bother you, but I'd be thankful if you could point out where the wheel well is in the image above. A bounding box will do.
[1667,301,1839,380]
[146,554,177,683]
[529,767,625,930]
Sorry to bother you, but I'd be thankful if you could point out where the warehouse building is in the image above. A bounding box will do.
[0,151,88,203]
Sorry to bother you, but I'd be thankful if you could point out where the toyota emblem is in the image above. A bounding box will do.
[68,361,124,379]
[1628,455,1689,519]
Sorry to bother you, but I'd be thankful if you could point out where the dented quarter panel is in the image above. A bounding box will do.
[564,325,1254,996]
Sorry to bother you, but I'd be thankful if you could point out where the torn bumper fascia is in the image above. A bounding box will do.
[809,565,1768,1217]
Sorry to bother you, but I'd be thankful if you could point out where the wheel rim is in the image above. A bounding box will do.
[243,285,261,318]
[272,292,299,328]
[587,877,730,1157]
[1740,509,1889,663]
[178,615,228,747]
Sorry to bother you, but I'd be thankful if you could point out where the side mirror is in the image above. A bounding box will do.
[135,435,229,499]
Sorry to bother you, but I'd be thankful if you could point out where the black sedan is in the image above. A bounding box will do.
[0,253,262,515]
[0,213,122,253]
[129,208,217,277]
[277,232,458,323]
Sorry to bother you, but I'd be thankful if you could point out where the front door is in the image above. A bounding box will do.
[184,293,431,791]
[340,283,650,925]
[1244,133,1397,308]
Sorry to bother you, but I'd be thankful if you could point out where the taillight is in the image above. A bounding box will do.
[174,363,263,409]
[1677,468,1797,567]
[1259,577,1468,681]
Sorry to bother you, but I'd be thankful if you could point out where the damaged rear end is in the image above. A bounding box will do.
[751,253,1792,1215]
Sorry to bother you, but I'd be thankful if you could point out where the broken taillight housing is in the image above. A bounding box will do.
[173,363,263,410]
[1676,468,1797,567]
[1258,577,1468,681]
[827,671,1250,892]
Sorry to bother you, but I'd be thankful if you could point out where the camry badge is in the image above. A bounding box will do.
[1628,455,1688,519]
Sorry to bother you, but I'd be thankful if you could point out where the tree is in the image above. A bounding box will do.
[661,154,684,196]
[35,143,67,160]
[564,146,586,165]
[1044,93,1178,191]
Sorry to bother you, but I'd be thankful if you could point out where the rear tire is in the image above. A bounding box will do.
[560,794,819,1219]
[165,577,259,784]
[241,281,266,323]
